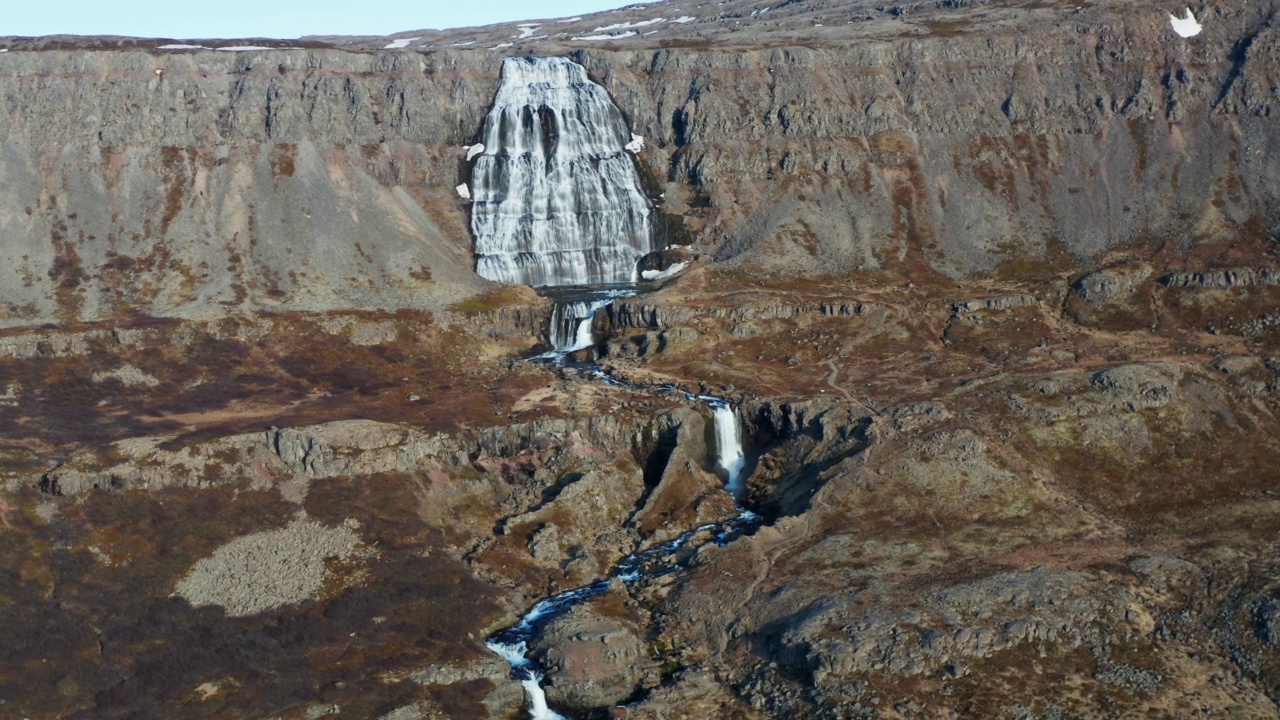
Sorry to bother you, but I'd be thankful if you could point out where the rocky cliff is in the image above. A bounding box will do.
[2,0,1278,325]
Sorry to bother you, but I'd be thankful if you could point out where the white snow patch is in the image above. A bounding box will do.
[217,46,283,51]
[157,44,209,50]
[448,40,476,46]
[1170,7,1202,37]
[593,18,665,32]
[641,261,689,281]
[492,42,514,49]
[0,49,7,53]
[672,16,697,23]
[572,30,638,40]
[624,134,645,154]
[455,183,471,200]
[516,24,541,38]
[465,143,485,161]
[560,16,582,22]
[383,36,419,49]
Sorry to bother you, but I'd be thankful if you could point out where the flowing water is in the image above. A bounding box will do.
[488,367,757,719]
[712,403,747,501]
[546,300,610,352]
[472,55,747,717]
[470,57,656,287]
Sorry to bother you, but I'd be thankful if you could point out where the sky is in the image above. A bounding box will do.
[4,0,656,39]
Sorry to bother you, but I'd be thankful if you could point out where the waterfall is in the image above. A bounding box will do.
[711,403,747,500]
[548,300,609,352]
[487,391,758,720]
[470,56,656,287]
[486,639,567,720]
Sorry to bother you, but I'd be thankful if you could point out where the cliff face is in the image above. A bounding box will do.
[0,50,501,327]
[583,0,1280,277]
[1,0,1277,326]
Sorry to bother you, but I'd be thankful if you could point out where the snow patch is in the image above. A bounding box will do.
[572,30,638,40]
[465,143,486,161]
[1169,7,1202,37]
[383,36,419,49]
[157,44,209,50]
[448,40,475,46]
[672,15,697,23]
[641,261,689,281]
[217,46,282,51]
[593,17,665,32]
[516,24,540,38]
[624,134,645,154]
[492,42,514,49]
[455,183,471,200]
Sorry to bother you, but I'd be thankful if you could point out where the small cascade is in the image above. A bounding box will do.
[710,402,747,501]
[486,639,568,720]
[470,56,657,287]
[488,370,761,720]
[547,300,609,352]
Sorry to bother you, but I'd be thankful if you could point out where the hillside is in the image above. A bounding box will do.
[0,1,1278,718]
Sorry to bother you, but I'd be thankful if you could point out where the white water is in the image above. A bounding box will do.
[486,640,567,720]
[712,403,747,500]
[547,300,610,352]
[470,57,656,287]
[488,376,758,720]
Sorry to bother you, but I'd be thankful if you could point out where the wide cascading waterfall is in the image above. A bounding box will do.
[470,56,656,287]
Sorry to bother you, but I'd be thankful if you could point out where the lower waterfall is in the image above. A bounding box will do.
[547,300,609,352]
[487,366,756,720]
[712,402,747,501]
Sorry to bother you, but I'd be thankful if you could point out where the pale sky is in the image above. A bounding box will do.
[4,0,658,39]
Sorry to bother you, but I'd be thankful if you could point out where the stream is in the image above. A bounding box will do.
[486,297,759,719]
[467,54,749,718]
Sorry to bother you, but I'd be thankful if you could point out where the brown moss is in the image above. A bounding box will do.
[159,147,194,236]
[268,144,297,181]
[448,286,529,315]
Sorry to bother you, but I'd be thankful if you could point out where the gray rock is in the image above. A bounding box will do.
[1073,263,1153,304]
[531,601,656,712]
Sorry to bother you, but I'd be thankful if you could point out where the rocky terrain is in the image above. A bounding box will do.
[0,0,1278,718]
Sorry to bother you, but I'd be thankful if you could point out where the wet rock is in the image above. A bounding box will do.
[638,246,696,274]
